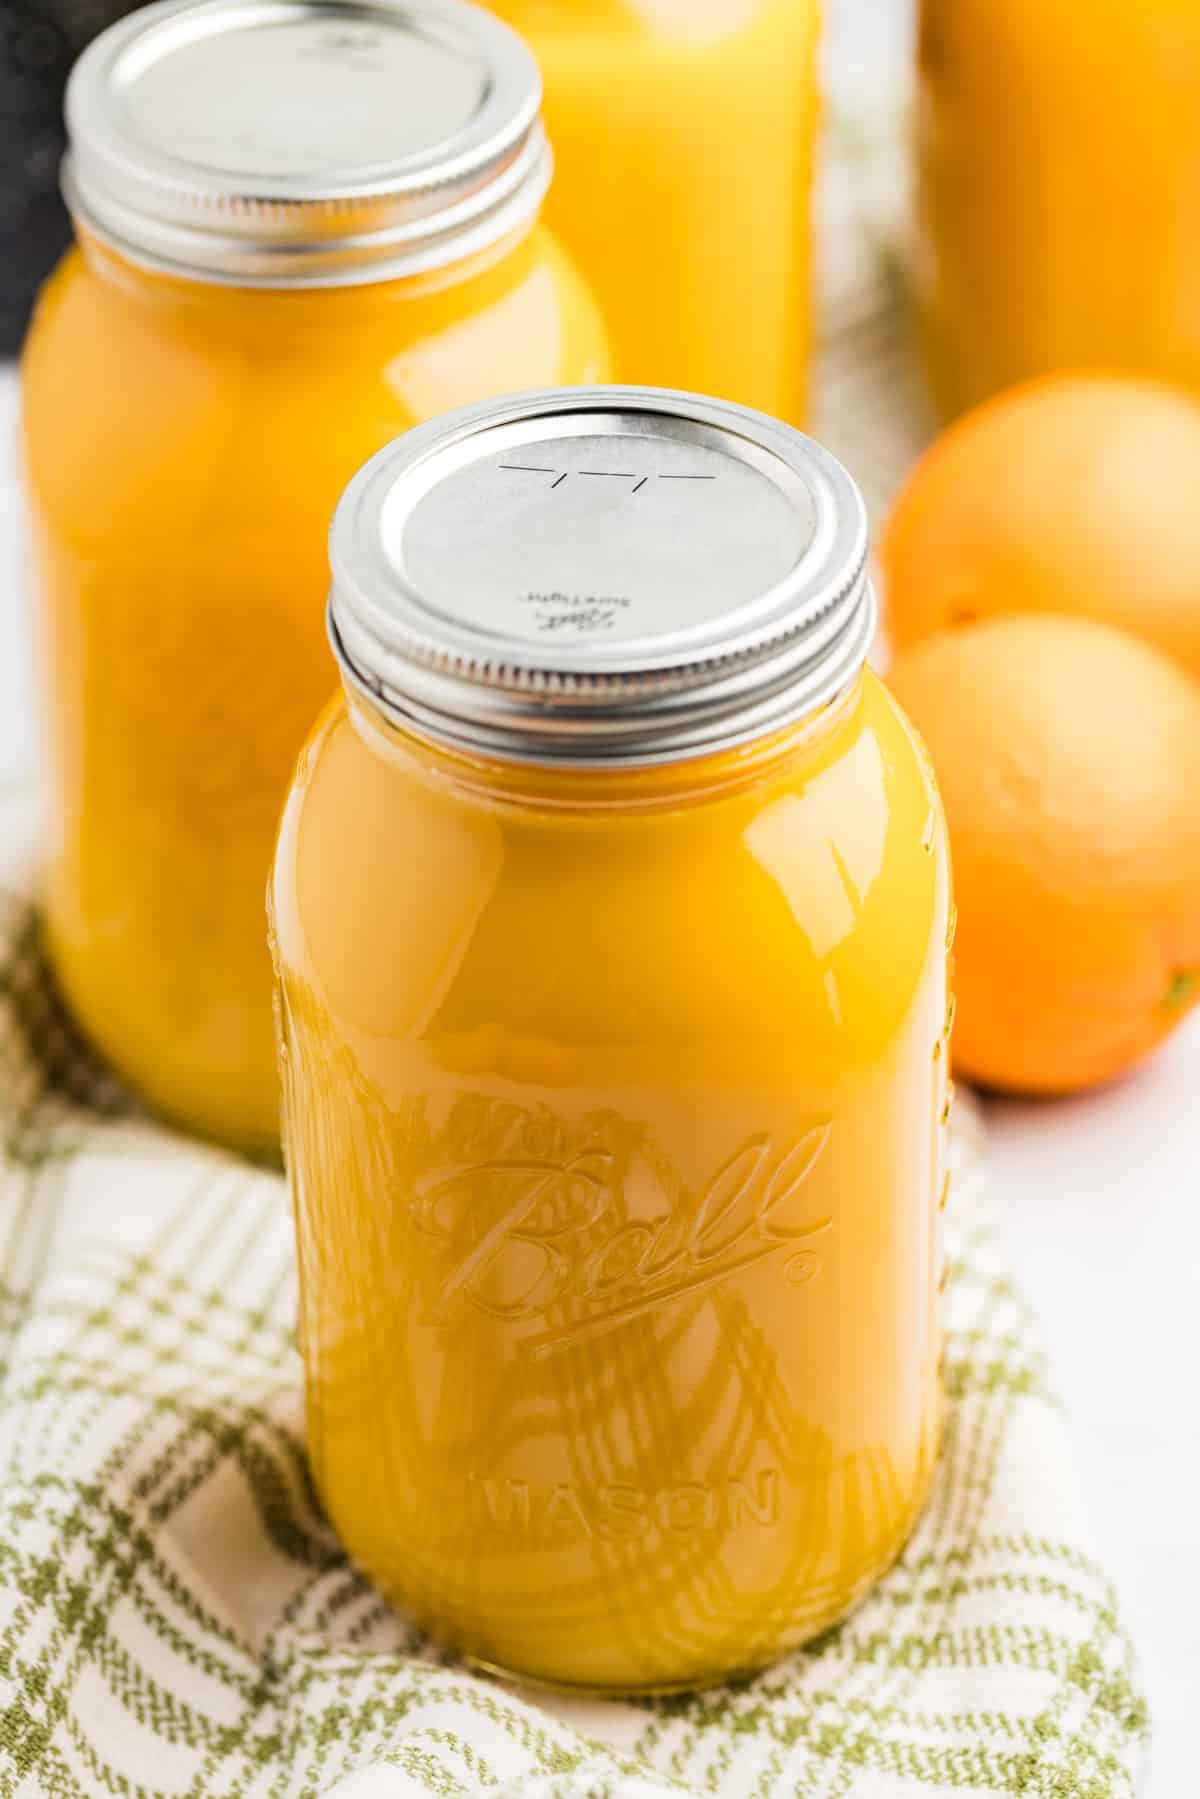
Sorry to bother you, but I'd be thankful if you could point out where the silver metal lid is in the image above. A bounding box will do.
[63,0,550,287]
[329,387,877,766]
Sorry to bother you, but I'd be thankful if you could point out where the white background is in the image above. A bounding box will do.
[2,3,1195,1792]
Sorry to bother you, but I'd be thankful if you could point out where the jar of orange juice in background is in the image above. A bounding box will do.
[483,0,820,421]
[271,388,953,1692]
[916,0,1200,416]
[21,0,609,1154]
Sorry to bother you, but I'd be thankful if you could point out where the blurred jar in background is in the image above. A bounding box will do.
[484,0,819,422]
[21,0,609,1155]
[916,0,1200,416]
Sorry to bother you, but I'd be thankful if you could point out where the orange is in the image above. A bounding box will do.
[882,373,1200,677]
[887,614,1200,1093]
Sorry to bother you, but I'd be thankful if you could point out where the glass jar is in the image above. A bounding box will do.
[271,388,953,1693]
[917,0,1200,415]
[483,0,819,421]
[21,0,610,1154]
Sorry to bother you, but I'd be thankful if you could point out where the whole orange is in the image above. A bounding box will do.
[887,614,1200,1093]
[882,373,1200,677]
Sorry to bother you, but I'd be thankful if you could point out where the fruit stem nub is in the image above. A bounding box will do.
[1163,970,1199,1010]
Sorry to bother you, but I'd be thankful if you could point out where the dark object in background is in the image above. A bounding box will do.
[0,2,138,355]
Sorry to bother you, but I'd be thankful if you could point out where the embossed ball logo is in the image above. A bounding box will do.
[410,1123,833,1358]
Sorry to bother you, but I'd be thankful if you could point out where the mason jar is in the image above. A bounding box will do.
[916,0,1200,414]
[21,0,610,1153]
[483,0,820,422]
[270,387,953,1693]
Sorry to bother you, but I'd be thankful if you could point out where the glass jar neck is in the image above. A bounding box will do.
[343,674,868,815]
[75,214,542,328]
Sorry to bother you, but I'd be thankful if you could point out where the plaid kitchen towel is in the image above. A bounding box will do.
[0,871,1148,1799]
[0,104,1147,1799]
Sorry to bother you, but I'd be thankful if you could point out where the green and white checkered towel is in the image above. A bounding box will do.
[0,866,1149,1799]
[0,104,1148,1799]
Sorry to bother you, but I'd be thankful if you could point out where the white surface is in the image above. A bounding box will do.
[827,0,915,101]
[3,6,1194,1782]
[988,1043,1200,1795]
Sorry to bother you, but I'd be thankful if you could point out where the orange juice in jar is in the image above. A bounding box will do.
[271,388,953,1692]
[21,0,609,1153]
[484,0,821,421]
[917,0,1200,414]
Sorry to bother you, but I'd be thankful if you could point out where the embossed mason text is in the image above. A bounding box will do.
[475,1470,781,1540]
